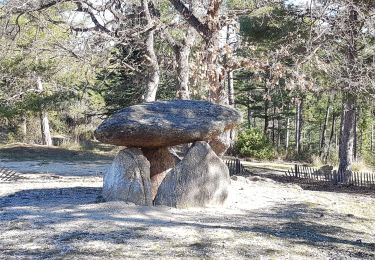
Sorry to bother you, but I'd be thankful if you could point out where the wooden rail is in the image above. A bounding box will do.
[225,158,251,176]
[286,164,375,188]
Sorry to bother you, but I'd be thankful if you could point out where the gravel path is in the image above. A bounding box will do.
[1,160,375,259]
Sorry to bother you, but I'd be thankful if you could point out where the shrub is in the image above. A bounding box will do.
[351,159,372,172]
[285,149,314,162]
[363,151,375,168]
[311,155,324,168]
[326,147,339,165]
[235,128,275,160]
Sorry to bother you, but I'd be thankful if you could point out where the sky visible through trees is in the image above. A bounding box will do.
[0,0,374,173]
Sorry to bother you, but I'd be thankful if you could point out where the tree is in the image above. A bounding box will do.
[234,3,310,155]
[302,0,375,173]
[169,0,277,104]
[2,0,164,102]
[36,76,52,145]
[0,9,99,144]
[142,0,160,101]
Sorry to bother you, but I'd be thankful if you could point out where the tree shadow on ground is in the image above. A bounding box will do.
[0,144,115,162]
[0,187,102,209]
[0,161,109,177]
[1,187,374,258]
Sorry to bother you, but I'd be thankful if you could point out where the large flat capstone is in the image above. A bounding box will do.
[94,100,241,148]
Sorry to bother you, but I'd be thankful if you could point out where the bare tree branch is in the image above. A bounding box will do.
[168,0,211,40]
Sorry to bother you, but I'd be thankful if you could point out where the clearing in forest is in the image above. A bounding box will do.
[0,145,374,259]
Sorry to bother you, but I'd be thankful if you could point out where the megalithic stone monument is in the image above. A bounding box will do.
[95,100,242,208]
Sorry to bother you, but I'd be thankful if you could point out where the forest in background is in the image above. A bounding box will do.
[0,0,374,172]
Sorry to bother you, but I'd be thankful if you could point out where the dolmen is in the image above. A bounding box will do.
[94,100,242,208]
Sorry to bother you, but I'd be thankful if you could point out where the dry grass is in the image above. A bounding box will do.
[240,160,295,172]
[311,155,324,168]
[0,143,117,162]
[351,160,374,173]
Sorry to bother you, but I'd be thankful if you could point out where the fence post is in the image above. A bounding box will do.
[236,159,240,175]
[333,170,337,185]
[294,164,298,178]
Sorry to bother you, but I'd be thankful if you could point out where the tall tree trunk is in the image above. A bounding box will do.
[227,70,234,106]
[37,77,52,146]
[142,0,160,102]
[168,0,226,104]
[247,91,252,128]
[319,97,331,158]
[272,105,276,145]
[338,93,356,174]
[371,123,374,153]
[335,131,338,148]
[277,116,281,149]
[295,98,303,154]
[264,102,269,136]
[264,87,270,135]
[207,33,225,104]
[247,110,253,129]
[353,107,358,161]
[226,22,235,107]
[175,27,195,100]
[307,131,312,150]
[206,1,226,104]
[338,4,359,175]
[19,114,27,142]
[359,122,363,158]
[325,113,336,163]
[285,103,290,150]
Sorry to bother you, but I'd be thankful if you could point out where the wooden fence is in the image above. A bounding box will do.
[286,164,375,188]
[225,158,251,176]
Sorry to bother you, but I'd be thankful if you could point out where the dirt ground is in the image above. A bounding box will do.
[1,146,375,259]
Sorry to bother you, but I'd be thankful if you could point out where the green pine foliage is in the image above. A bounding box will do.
[235,128,275,160]
[95,44,177,114]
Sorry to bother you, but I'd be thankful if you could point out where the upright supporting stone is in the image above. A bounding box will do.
[209,130,231,156]
[103,148,152,206]
[154,141,230,208]
[142,147,180,200]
